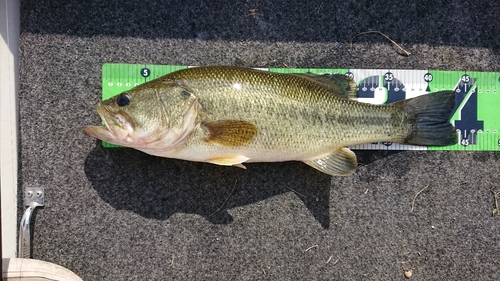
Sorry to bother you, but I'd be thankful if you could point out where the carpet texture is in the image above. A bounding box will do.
[18,0,499,280]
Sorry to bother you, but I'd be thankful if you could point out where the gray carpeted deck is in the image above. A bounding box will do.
[19,0,499,280]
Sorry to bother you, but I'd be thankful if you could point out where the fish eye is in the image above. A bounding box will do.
[116,92,131,106]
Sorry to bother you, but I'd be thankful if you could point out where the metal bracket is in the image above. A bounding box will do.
[18,187,45,258]
[24,187,44,206]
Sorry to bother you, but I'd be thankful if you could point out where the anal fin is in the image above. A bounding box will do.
[303,147,357,176]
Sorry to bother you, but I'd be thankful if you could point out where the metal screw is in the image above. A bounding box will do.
[26,191,33,197]
[36,191,42,197]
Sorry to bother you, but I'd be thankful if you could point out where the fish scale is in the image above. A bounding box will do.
[164,67,399,156]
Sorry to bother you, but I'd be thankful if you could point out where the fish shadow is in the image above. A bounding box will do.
[84,141,333,228]
[356,150,403,166]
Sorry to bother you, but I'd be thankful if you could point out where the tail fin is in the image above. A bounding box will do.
[397,90,458,146]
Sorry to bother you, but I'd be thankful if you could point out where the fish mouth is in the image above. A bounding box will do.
[83,103,135,145]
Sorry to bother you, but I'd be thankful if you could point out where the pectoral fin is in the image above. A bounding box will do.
[203,120,258,146]
[303,147,357,176]
[208,155,250,169]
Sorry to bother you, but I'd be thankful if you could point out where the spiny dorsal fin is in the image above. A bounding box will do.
[303,147,358,176]
[292,73,357,99]
[203,120,258,146]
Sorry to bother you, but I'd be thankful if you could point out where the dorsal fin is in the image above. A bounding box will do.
[292,73,357,99]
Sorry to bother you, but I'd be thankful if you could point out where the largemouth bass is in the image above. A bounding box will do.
[84,66,457,176]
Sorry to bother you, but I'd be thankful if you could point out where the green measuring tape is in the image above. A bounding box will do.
[102,63,500,151]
